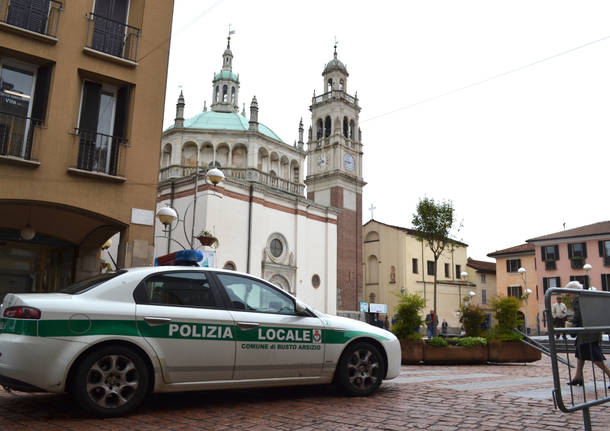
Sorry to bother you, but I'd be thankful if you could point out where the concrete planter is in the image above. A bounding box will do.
[488,341,541,363]
[423,344,488,364]
[399,339,424,364]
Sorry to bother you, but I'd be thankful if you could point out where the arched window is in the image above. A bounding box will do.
[231,87,235,104]
[368,255,379,284]
[349,120,355,139]
[327,78,333,92]
[316,119,323,139]
[343,117,349,138]
[161,144,171,168]
[215,86,219,102]
[340,79,344,90]
[324,116,331,137]
[222,85,228,102]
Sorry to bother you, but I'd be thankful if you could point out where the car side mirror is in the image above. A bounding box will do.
[295,300,308,314]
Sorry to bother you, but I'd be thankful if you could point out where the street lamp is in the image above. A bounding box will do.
[467,290,476,304]
[518,267,531,334]
[583,263,593,289]
[460,271,468,307]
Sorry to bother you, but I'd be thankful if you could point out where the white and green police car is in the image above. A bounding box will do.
[0,267,400,416]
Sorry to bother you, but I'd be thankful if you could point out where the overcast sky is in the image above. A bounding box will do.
[161,0,610,261]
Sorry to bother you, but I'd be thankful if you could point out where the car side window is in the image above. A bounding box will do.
[216,274,295,314]
[141,272,216,308]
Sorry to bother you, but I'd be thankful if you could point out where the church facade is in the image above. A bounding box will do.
[155,38,364,314]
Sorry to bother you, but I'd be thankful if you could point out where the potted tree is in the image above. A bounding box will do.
[196,230,219,248]
[391,292,425,364]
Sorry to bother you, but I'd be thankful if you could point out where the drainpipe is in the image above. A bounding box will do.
[247,183,253,273]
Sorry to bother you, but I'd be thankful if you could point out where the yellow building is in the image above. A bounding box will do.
[487,243,539,334]
[465,257,497,329]
[363,220,469,329]
[0,1,174,298]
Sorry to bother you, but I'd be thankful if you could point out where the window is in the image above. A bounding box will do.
[222,85,227,102]
[427,260,435,276]
[444,263,450,278]
[324,116,331,137]
[231,87,235,104]
[139,272,217,308]
[412,258,418,274]
[508,285,522,298]
[542,245,559,262]
[217,273,295,314]
[506,259,521,273]
[311,274,320,288]
[481,289,487,304]
[90,0,130,58]
[543,277,561,293]
[215,85,219,102]
[568,243,587,269]
[6,0,54,35]
[480,274,486,284]
[343,117,348,138]
[569,275,589,289]
[601,274,610,292]
[77,80,130,175]
[316,119,323,140]
[598,240,610,266]
[270,238,283,258]
[0,59,52,160]
[456,265,461,278]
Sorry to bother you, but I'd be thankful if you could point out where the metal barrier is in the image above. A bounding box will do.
[546,287,610,431]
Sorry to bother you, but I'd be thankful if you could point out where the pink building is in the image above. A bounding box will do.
[526,221,610,330]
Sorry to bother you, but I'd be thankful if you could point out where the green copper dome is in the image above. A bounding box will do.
[165,111,283,143]
[214,70,239,82]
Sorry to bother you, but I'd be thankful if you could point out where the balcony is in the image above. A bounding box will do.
[312,90,358,106]
[0,112,40,166]
[0,0,62,41]
[69,129,127,181]
[84,12,140,63]
[159,165,305,196]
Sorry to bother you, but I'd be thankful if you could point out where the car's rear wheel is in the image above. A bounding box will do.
[72,345,149,417]
[337,342,384,396]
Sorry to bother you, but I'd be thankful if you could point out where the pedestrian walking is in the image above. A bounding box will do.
[564,281,610,388]
[425,309,438,339]
[551,295,568,340]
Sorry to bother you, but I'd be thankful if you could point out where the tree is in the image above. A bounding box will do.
[392,292,426,340]
[412,197,458,335]
[459,303,486,337]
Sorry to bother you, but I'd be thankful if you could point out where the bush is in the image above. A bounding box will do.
[459,303,486,337]
[456,337,487,348]
[391,292,426,340]
[427,336,448,347]
[488,296,523,342]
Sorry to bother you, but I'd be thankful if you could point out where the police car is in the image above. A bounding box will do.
[0,265,401,416]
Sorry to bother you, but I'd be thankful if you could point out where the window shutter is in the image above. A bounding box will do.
[541,247,546,261]
[543,278,548,292]
[113,85,130,138]
[506,260,510,272]
[582,243,587,258]
[557,277,561,288]
[517,259,521,268]
[31,63,53,123]
[602,275,607,291]
[600,241,604,257]
[555,245,560,260]
[567,244,573,259]
[77,81,101,170]
[585,276,589,289]
[6,0,28,28]
[27,0,50,34]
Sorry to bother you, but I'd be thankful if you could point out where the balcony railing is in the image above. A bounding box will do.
[0,0,62,38]
[0,112,40,161]
[85,12,140,62]
[73,128,127,177]
[312,90,358,105]
[159,165,305,196]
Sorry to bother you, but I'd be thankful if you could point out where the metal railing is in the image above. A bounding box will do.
[0,0,62,38]
[159,165,305,195]
[546,287,610,431]
[312,90,358,105]
[85,12,140,62]
[73,128,127,177]
[0,112,40,161]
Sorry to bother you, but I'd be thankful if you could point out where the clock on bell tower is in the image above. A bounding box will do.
[304,44,366,312]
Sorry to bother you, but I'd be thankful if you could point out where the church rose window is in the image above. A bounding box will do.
[270,238,283,258]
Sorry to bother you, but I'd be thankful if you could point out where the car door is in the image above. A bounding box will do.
[134,270,236,384]
[213,272,324,380]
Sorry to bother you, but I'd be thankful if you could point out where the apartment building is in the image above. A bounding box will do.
[0,0,174,299]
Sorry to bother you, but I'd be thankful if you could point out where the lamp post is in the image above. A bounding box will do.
[468,290,476,304]
[460,271,468,307]
[583,263,593,290]
[518,267,531,334]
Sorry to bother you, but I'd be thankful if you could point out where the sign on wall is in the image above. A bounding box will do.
[369,303,387,313]
[359,302,369,313]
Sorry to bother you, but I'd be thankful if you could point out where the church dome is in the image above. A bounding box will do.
[323,51,348,75]
[214,70,239,82]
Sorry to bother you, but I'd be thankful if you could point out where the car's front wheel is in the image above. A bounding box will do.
[337,342,385,396]
[72,345,150,417]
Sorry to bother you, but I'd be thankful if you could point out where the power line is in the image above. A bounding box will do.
[362,33,610,123]
[138,0,225,63]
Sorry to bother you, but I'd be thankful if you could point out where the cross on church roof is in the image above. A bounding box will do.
[369,204,376,220]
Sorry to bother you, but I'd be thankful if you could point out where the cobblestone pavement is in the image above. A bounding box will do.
[1,355,609,431]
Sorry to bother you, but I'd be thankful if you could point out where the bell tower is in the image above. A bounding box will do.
[211,31,240,113]
[304,44,365,312]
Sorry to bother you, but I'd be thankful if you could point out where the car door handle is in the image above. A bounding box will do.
[238,322,260,330]
[144,317,172,326]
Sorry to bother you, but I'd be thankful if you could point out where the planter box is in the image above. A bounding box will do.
[399,339,424,364]
[488,341,541,363]
[423,344,488,364]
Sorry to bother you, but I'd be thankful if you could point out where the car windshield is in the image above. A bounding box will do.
[61,271,127,294]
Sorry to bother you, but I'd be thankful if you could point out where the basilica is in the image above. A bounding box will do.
[156,36,364,314]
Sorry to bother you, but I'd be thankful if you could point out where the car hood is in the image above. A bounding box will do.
[316,312,396,342]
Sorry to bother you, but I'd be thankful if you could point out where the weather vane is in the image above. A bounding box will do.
[334,36,338,54]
